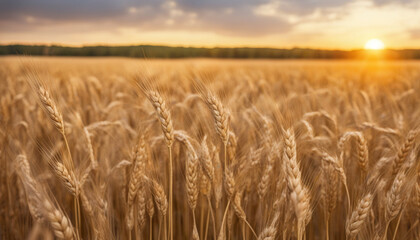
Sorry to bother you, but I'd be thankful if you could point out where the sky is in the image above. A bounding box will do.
[1,0,420,49]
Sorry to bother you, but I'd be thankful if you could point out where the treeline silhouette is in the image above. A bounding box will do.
[1,45,420,59]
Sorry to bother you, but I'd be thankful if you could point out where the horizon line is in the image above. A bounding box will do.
[2,42,420,51]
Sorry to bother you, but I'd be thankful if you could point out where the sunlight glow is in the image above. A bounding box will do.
[364,39,385,50]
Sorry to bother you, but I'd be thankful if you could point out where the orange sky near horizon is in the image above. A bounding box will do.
[1,0,420,50]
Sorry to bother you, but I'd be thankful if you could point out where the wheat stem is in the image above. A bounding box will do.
[168,146,173,240]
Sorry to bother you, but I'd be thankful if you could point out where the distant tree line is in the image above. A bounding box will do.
[1,45,420,59]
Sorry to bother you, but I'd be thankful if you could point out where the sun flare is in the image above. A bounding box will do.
[364,39,385,50]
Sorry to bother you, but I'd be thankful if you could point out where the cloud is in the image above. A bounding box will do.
[409,29,420,39]
[0,0,292,37]
[166,4,291,37]
[372,0,416,4]
[0,0,420,46]
[0,0,161,20]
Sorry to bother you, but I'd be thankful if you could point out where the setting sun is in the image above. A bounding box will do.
[364,39,385,50]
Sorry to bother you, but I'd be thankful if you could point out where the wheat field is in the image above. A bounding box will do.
[0,56,419,240]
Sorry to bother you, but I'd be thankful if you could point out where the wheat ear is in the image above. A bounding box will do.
[385,169,406,222]
[49,161,78,196]
[200,135,214,181]
[83,127,98,170]
[37,86,65,134]
[145,90,174,240]
[146,91,174,147]
[346,193,373,240]
[126,135,147,230]
[150,179,168,217]
[37,86,74,171]
[173,131,200,210]
[258,209,280,240]
[321,152,351,210]
[226,131,237,163]
[203,92,229,145]
[137,187,147,230]
[338,131,368,172]
[391,129,418,177]
[186,144,199,210]
[356,132,369,171]
[43,200,75,240]
[224,167,235,199]
[186,140,200,239]
[258,227,277,240]
[201,91,230,176]
[283,128,311,240]
[127,136,147,206]
[320,154,339,220]
[15,154,43,221]
[258,142,279,199]
[37,85,79,233]
[17,155,74,240]
[383,153,417,239]
[147,194,155,240]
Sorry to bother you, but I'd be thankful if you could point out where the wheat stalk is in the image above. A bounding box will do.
[37,86,74,171]
[35,84,81,234]
[231,191,257,238]
[10,57,420,240]
[144,90,174,240]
